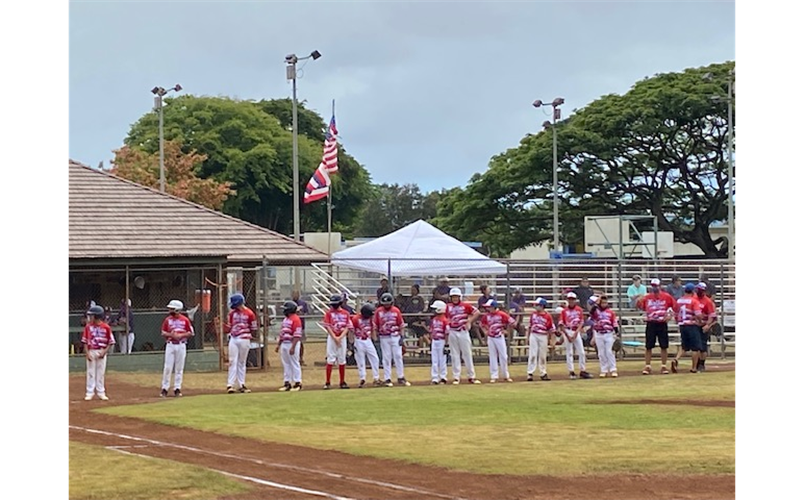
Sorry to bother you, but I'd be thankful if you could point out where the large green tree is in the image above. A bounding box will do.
[124,96,372,235]
[433,61,735,258]
[352,183,442,237]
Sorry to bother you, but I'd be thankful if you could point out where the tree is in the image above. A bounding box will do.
[353,183,441,237]
[110,141,234,211]
[433,61,735,258]
[123,96,373,235]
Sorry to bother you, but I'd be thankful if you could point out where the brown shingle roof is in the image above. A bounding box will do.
[69,161,328,263]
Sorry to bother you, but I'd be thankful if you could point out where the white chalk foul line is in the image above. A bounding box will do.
[71,425,468,500]
[107,446,356,500]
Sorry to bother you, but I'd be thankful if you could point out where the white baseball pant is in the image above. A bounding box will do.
[565,333,587,373]
[430,338,447,382]
[488,336,510,380]
[379,335,405,381]
[326,336,347,365]
[119,331,135,354]
[280,342,302,384]
[227,336,251,388]
[527,334,549,377]
[448,328,476,380]
[354,338,380,381]
[162,343,187,391]
[594,332,618,374]
[85,349,108,397]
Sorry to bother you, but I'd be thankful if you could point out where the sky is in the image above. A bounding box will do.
[69,0,735,193]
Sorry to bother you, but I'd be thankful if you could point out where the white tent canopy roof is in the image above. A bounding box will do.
[331,219,507,276]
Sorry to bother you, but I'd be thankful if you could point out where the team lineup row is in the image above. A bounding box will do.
[79,280,714,400]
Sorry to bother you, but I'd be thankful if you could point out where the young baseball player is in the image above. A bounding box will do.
[527,297,555,381]
[479,299,515,383]
[82,304,115,401]
[671,283,704,374]
[428,300,449,384]
[350,303,382,388]
[588,296,620,377]
[636,278,676,375]
[225,293,257,393]
[373,292,411,387]
[559,292,592,379]
[695,282,717,372]
[323,294,352,389]
[160,300,194,397]
[446,288,482,384]
[276,300,303,392]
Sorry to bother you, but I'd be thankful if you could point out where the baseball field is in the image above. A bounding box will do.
[69,358,735,500]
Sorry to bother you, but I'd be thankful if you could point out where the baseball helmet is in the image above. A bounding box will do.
[449,287,462,297]
[588,295,600,306]
[360,302,376,318]
[329,294,343,307]
[534,297,548,308]
[379,292,394,305]
[431,300,447,314]
[229,293,245,309]
[696,282,708,291]
[87,305,105,318]
[283,300,298,314]
[167,299,184,311]
[684,282,696,293]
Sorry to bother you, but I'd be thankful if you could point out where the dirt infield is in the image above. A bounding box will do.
[69,370,735,500]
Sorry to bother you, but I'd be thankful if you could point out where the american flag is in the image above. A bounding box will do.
[304,113,339,204]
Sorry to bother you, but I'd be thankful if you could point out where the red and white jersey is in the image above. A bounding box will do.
[529,311,555,335]
[591,307,618,333]
[480,310,515,338]
[279,315,303,342]
[351,315,374,341]
[445,302,477,330]
[324,308,352,336]
[373,306,403,336]
[161,314,195,344]
[698,295,717,324]
[675,295,703,326]
[81,322,115,350]
[227,307,258,340]
[560,305,585,331]
[639,292,676,323]
[429,314,449,341]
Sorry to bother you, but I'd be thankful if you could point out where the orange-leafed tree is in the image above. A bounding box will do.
[111,141,235,211]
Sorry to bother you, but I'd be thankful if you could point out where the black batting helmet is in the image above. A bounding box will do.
[283,301,298,315]
[380,292,394,305]
[360,303,375,318]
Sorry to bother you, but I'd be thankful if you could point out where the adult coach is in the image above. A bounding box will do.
[446,288,482,384]
[160,300,194,397]
[225,293,257,394]
[636,278,676,375]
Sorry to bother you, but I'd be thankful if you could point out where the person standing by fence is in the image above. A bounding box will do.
[114,298,135,354]
[160,300,194,397]
[479,299,515,383]
[427,300,449,385]
[82,304,115,401]
[225,293,257,394]
[637,278,676,375]
[276,300,303,392]
[446,288,482,385]
[559,292,592,380]
[527,298,555,381]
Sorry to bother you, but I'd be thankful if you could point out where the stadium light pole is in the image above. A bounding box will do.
[285,50,322,243]
[151,84,183,193]
[704,70,735,261]
[533,97,565,254]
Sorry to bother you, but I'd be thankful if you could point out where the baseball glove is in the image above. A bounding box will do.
[612,338,622,353]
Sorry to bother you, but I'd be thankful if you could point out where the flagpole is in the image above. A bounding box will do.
[327,99,335,258]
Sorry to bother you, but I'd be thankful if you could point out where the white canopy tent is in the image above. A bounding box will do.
[330,220,507,276]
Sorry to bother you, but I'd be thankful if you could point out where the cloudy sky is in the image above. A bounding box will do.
[69,0,735,192]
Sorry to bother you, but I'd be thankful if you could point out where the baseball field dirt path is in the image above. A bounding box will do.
[69,368,735,500]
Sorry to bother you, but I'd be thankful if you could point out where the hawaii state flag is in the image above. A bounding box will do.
[304,112,338,204]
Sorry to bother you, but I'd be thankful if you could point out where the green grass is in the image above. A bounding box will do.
[97,366,735,476]
[69,441,251,500]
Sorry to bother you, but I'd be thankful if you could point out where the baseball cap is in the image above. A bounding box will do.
[566,292,578,299]
[632,274,642,281]
[696,282,708,290]
[650,278,661,286]
[684,282,696,293]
